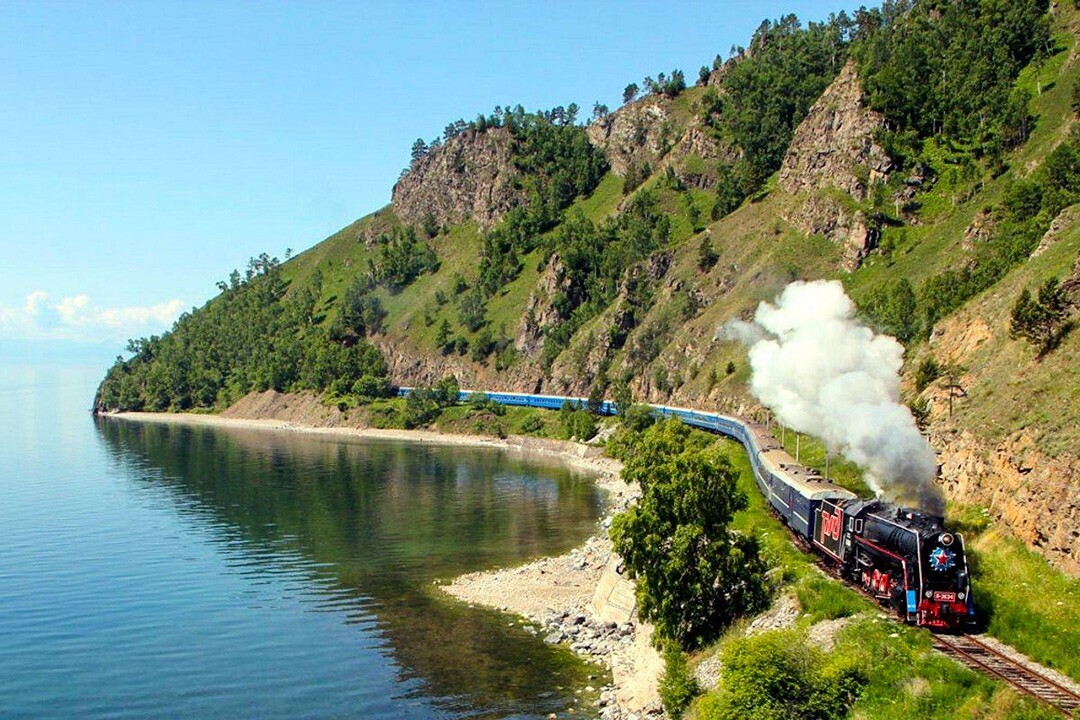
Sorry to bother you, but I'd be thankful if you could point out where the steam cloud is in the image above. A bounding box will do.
[720,280,943,515]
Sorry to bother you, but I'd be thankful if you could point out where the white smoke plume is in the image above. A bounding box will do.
[719,280,943,515]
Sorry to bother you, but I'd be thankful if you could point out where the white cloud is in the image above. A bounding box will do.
[24,290,48,316]
[0,290,184,342]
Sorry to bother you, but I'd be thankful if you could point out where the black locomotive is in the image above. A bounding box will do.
[813,498,973,629]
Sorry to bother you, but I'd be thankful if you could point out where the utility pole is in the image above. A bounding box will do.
[796,433,801,463]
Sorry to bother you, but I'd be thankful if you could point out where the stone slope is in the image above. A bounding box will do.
[779,60,892,270]
[391,127,522,230]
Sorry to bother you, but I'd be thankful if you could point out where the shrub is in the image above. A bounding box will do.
[914,356,941,392]
[559,400,598,441]
[659,642,700,718]
[624,160,652,193]
[351,374,391,402]
[518,412,544,434]
[697,236,719,271]
[699,630,866,720]
[1010,278,1071,355]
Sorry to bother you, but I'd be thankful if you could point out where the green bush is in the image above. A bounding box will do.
[400,376,460,429]
[518,412,544,434]
[659,642,700,718]
[559,400,597,441]
[914,356,941,392]
[699,630,866,720]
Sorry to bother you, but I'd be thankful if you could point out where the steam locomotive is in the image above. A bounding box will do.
[396,387,975,630]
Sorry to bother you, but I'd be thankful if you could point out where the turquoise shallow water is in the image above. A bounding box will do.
[0,364,604,719]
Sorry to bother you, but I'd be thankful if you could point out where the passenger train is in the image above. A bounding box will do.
[396,387,975,631]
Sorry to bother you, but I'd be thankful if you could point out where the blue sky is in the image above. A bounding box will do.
[0,0,862,362]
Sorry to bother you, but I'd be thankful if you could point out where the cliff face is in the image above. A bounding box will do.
[935,427,1079,575]
[586,100,673,176]
[586,96,737,187]
[779,60,892,270]
[920,252,1080,575]
[778,61,892,200]
[391,127,522,230]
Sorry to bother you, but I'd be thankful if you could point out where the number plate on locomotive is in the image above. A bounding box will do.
[932,591,957,602]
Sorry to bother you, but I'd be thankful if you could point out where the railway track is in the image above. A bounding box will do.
[932,633,1080,716]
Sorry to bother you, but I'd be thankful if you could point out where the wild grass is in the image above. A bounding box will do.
[960,524,1080,680]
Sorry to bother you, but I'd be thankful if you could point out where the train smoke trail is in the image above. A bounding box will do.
[720,280,944,515]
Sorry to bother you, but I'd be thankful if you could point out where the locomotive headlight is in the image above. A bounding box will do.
[940,533,954,546]
[958,592,966,600]
[925,590,933,598]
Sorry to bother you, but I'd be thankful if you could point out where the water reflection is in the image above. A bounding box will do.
[95,417,606,718]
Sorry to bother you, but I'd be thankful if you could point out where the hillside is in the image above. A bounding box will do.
[97,1,1077,578]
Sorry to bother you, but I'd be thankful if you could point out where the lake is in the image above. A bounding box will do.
[0,364,606,719]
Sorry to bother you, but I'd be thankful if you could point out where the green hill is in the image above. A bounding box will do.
[97,0,1078,569]
[95,2,1080,699]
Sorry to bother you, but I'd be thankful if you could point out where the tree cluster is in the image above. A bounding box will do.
[329,277,387,343]
[367,226,439,289]
[702,12,854,197]
[853,0,1049,166]
[610,420,769,649]
[537,191,672,368]
[407,103,587,172]
[96,259,391,412]
[400,376,460,429]
[861,126,1080,341]
[920,129,1080,333]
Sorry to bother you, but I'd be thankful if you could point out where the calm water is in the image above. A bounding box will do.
[0,364,606,719]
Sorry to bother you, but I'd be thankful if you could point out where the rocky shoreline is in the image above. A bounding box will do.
[443,514,665,719]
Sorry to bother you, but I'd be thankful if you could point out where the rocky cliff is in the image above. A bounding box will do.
[918,250,1080,574]
[391,127,522,230]
[586,96,736,188]
[779,60,892,270]
[936,426,1079,575]
[586,100,674,177]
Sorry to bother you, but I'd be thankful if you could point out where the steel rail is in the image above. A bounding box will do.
[933,633,1080,716]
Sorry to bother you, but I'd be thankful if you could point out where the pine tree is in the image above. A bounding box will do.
[1010,278,1071,354]
[697,236,719,271]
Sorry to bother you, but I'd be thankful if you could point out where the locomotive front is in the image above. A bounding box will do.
[916,527,974,630]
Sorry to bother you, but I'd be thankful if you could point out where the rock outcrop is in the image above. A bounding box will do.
[780,60,892,270]
[934,427,1079,576]
[515,254,576,358]
[788,195,880,271]
[779,60,891,199]
[587,99,736,187]
[391,127,522,230]
[586,100,673,176]
[1032,205,1080,257]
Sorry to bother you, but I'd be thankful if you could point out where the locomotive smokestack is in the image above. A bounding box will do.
[718,280,945,516]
